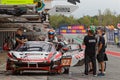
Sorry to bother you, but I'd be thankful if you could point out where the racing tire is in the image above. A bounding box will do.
[57,67,69,74]
[57,67,65,74]
[12,70,20,75]
[48,71,56,75]
[64,68,69,74]
[6,59,12,70]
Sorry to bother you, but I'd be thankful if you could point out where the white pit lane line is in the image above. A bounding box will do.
[0,63,6,74]
[0,63,6,68]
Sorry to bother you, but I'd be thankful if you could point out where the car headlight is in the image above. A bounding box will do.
[53,60,61,65]
[43,60,47,63]
[53,57,61,61]
[8,53,18,61]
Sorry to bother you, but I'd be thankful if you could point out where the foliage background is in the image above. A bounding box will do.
[50,9,120,29]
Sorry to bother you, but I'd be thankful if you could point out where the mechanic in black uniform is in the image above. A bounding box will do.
[14,28,27,50]
[83,30,97,76]
[97,29,105,76]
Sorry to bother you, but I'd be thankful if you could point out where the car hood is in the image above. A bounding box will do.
[8,51,55,62]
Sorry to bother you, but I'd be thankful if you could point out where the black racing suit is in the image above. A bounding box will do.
[83,35,97,75]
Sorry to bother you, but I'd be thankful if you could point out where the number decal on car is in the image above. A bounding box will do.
[61,58,72,66]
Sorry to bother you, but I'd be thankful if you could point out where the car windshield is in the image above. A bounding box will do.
[16,42,52,52]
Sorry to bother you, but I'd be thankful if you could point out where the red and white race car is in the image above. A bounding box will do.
[6,41,84,74]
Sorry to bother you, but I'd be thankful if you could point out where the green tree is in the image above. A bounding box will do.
[78,16,91,27]
[49,9,120,29]
[50,15,78,29]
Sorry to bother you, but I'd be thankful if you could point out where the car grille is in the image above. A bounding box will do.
[14,62,51,67]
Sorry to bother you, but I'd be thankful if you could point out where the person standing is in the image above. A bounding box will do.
[83,30,97,76]
[3,37,11,51]
[15,28,27,50]
[102,30,108,72]
[97,29,106,76]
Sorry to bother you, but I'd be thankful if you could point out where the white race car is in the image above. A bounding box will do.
[6,41,84,74]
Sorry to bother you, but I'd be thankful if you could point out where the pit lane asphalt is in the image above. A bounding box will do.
[0,50,120,80]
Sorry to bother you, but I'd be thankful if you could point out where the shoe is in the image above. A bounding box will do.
[89,69,93,73]
[85,73,88,75]
[103,71,106,74]
[97,73,105,76]
[99,69,102,71]
[93,74,97,77]
[99,69,106,74]
[82,73,88,76]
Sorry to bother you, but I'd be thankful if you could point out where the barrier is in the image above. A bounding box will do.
[106,29,120,45]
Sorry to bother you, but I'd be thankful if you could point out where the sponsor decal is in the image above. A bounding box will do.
[55,53,62,59]
[75,53,84,59]
[61,58,72,66]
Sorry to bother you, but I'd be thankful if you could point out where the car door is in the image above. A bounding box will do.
[62,44,84,67]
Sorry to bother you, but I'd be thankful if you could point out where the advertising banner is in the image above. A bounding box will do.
[58,25,86,34]
[1,0,34,5]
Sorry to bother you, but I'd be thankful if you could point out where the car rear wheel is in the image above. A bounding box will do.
[64,68,69,74]
[48,71,57,75]
[6,59,12,70]
[57,67,70,74]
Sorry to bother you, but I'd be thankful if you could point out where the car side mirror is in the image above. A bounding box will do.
[78,44,83,51]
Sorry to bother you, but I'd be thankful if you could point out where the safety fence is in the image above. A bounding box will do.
[106,29,120,45]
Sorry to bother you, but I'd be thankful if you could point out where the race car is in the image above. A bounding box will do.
[6,41,84,74]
